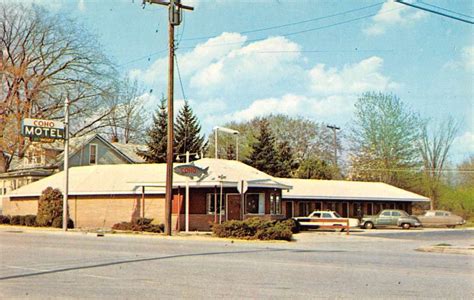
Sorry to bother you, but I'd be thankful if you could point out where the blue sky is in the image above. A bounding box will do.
[19,0,474,163]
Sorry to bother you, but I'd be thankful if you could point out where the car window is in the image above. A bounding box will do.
[322,213,332,218]
[312,213,321,218]
[444,213,450,216]
[333,212,342,218]
[381,211,391,216]
[435,212,444,217]
[392,211,401,217]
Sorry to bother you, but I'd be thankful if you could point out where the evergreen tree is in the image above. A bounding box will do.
[226,143,236,160]
[174,101,206,160]
[138,97,167,163]
[246,119,279,175]
[274,141,297,178]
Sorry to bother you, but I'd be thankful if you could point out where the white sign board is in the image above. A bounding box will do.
[21,118,65,140]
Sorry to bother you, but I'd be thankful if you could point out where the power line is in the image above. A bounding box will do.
[174,53,187,101]
[419,0,474,19]
[395,0,474,24]
[118,3,389,66]
[181,2,384,42]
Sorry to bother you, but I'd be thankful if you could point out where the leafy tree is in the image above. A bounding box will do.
[0,3,118,171]
[208,114,335,163]
[226,143,236,160]
[174,101,206,160]
[295,157,334,180]
[419,117,459,209]
[139,97,167,163]
[348,92,423,188]
[274,141,297,178]
[457,155,474,187]
[246,119,279,175]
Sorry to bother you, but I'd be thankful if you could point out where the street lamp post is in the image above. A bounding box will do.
[213,126,239,160]
[217,174,226,223]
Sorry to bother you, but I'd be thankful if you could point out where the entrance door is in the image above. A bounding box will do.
[285,202,293,218]
[226,194,241,221]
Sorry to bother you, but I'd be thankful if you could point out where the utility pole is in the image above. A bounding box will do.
[143,0,193,236]
[326,125,340,169]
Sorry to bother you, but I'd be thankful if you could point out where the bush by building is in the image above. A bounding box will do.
[0,215,11,224]
[36,187,71,227]
[212,218,294,241]
[112,218,164,233]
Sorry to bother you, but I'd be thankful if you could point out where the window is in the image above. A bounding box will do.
[435,212,444,217]
[207,193,224,214]
[246,193,264,214]
[322,213,333,218]
[392,211,401,217]
[312,212,321,218]
[381,211,391,217]
[270,194,282,215]
[89,144,97,164]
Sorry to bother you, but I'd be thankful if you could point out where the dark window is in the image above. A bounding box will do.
[322,213,332,218]
[207,193,224,214]
[270,194,282,215]
[312,212,321,218]
[246,194,263,214]
[435,212,444,217]
[392,211,401,217]
[382,211,391,217]
[89,144,97,164]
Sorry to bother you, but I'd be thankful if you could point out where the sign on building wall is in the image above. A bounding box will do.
[21,118,65,142]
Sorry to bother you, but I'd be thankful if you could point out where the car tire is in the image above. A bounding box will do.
[364,222,374,229]
[402,223,411,230]
[447,225,455,229]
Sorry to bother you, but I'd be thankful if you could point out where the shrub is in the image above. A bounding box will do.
[112,219,164,233]
[10,215,21,225]
[0,215,11,224]
[36,187,64,227]
[212,217,293,241]
[51,217,74,229]
[24,215,37,227]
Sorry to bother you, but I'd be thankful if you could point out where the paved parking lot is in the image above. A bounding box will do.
[0,227,473,299]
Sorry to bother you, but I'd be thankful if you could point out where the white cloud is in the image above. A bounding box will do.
[189,36,303,96]
[462,46,474,70]
[130,32,247,85]
[364,0,427,36]
[452,131,474,162]
[78,0,86,12]
[131,33,398,132]
[309,56,396,95]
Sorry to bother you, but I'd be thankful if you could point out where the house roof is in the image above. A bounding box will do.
[278,178,429,202]
[7,158,291,197]
[111,142,147,163]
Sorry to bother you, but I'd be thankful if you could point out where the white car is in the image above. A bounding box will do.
[293,211,360,229]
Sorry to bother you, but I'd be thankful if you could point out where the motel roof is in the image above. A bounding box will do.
[6,158,291,198]
[278,178,429,202]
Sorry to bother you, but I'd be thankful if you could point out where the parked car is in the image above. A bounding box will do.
[417,210,465,228]
[360,209,422,230]
[293,211,359,230]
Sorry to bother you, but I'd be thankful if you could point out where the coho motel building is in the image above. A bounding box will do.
[2,159,429,230]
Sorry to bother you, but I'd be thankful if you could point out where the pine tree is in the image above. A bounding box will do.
[226,143,236,160]
[274,140,297,178]
[138,97,168,163]
[246,119,279,175]
[174,101,206,161]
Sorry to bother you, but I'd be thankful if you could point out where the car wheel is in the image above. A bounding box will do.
[447,225,455,229]
[402,223,411,230]
[364,222,374,229]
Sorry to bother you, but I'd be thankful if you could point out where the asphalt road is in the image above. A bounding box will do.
[0,228,472,299]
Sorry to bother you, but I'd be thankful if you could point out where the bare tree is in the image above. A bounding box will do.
[419,117,459,209]
[0,3,118,171]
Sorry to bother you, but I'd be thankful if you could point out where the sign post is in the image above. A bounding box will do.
[62,98,70,231]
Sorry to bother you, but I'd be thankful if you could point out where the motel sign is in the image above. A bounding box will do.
[21,118,65,141]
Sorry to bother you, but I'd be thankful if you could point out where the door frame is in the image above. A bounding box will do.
[226,193,242,221]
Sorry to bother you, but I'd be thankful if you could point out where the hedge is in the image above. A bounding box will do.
[112,218,164,233]
[212,218,295,241]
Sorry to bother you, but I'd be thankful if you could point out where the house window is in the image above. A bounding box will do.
[89,144,98,164]
[245,193,264,214]
[207,193,224,214]
[270,194,281,215]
